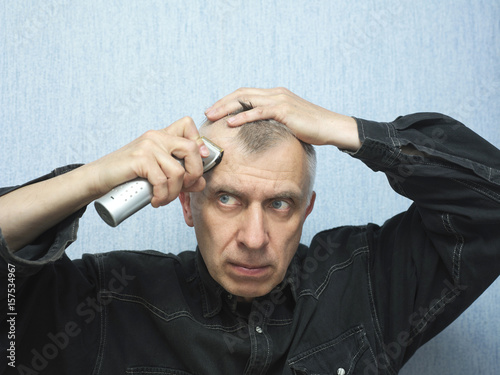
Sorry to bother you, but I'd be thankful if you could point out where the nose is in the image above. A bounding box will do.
[236,204,269,250]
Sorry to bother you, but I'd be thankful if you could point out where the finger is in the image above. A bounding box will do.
[150,155,185,207]
[182,176,206,193]
[156,137,206,198]
[197,137,210,158]
[225,105,284,127]
[177,145,205,190]
[205,88,277,121]
[164,117,209,157]
[162,136,204,188]
[144,163,170,208]
[206,88,294,124]
[164,117,199,141]
[140,129,205,194]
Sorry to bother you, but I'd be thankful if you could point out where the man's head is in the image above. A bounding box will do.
[179,104,316,301]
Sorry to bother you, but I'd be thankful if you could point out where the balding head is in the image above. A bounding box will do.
[199,102,316,198]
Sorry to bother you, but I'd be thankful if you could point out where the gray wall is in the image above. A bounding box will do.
[1,1,498,373]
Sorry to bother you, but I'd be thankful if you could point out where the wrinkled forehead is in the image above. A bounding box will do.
[199,118,310,199]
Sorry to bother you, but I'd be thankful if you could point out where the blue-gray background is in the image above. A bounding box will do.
[1,0,499,373]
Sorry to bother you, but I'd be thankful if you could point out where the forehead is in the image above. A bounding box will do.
[201,120,309,200]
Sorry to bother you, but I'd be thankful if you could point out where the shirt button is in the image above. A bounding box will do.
[227,294,233,300]
[337,368,346,375]
[255,326,263,334]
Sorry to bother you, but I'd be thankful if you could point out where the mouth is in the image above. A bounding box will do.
[228,262,271,278]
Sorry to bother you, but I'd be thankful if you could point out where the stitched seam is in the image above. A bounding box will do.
[452,178,500,203]
[386,122,401,165]
[199,280,212,317]
[359,118,367,141]
[366,338,377,373]
[261,315,272,375]
[98,258,108,375]
[388,122,401,149]
[309,246,369,298]
[408,287,460,340]
[267,318,293,325]
[288,327,362,365]
[441,213,464,283]
[244,325,257,375]
[347,338,367,374]
[91,255,107,375]
[101,292,245,333]
[267,317,292,323]
[366,248,397,374]
[267,320,293,327]
[246,301,273,375]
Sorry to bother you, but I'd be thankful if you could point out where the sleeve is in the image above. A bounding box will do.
[351,113,500,370]
[0,165,101,374]
[0,164,85,275]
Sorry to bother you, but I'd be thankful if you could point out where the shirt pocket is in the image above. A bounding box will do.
[288,326,374,375]
[126,367,194,375]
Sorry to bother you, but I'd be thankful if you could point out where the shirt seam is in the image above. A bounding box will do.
[100,291,246,333]
[366,245,397,375]
[91,254,107,375]
[442,213,464,284]
[297,246,369,299]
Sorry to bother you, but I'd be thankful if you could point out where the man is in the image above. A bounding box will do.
[1,87,499,374]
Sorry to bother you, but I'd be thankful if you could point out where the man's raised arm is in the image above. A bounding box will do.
[206,87,500,371]
[0,117,208,252]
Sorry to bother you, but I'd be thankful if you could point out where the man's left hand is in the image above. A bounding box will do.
[205,87,361,152]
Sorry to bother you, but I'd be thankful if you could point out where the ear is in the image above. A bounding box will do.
[304,191,316,220]
[179,192,194,227]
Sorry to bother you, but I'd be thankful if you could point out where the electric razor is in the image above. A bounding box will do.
[94,136,223,227]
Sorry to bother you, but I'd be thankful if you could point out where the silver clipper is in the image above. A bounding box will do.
[94,136,223,227]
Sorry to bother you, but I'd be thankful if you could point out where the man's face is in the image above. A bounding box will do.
[180,124,315,301]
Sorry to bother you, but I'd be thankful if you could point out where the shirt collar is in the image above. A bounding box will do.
[195,245,305,318]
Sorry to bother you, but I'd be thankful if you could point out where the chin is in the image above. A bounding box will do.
[229,283,275,301]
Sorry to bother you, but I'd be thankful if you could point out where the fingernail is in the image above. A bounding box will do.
[226,116,236,125]
[205,108,216,117]
[200,144,210,157]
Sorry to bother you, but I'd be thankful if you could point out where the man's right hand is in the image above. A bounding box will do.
[87,117,209,207]
[0,117,208,252]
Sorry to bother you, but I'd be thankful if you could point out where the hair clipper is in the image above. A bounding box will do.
[94,136,223,227]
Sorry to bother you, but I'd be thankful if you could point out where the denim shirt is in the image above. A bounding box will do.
[1,113,499,375]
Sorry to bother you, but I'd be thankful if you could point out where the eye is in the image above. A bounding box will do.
[271,200,290,210]
[218,194,238,205]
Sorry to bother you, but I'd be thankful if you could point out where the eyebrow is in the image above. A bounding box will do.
[205,183,305,204]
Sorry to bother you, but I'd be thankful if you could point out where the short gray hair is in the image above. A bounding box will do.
[201,102,316,198]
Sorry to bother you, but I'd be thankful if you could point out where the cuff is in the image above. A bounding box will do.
[0,164,85,276]
[345,117,401,171]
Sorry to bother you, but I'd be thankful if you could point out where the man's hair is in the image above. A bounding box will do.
[201,102,316,198]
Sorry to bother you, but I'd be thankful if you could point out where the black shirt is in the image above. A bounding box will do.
[1,113,499,374]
